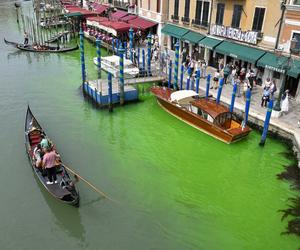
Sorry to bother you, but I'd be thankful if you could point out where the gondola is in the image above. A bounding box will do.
[25,106,80,207]
[4,38,18,47]
[16,44,78,53]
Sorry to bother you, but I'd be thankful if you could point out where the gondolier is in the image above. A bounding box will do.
[42,147,60,184]
[24,32,28,45]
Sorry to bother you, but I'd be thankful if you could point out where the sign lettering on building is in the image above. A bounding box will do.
[265,65,285,74]
[211,24,258,45]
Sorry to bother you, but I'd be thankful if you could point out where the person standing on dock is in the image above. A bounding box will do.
[24,32,28,45]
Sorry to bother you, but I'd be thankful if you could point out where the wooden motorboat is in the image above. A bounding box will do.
[151,86,251,144]
[25,106,80,207]
[93,55,139,78]
[16,44,78,53]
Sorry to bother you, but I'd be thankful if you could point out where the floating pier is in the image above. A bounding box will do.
[83,80,138,108]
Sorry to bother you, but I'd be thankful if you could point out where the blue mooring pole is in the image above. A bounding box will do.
[180,64,184,90]
[168,60,172,88]
[186,67,191,90]
[137,47,140,69]
[195,69,200,93]
[230,83,237,113]
[79,29,86,87]
[96,38,101,80]
[206,74,211,99]
[112,38,114,55]
[174,41,179,90]
[124,41,127,59]
[129,27,134,62]
[244,89,251,125]
[259,99,274,146]
[142,49,145,75]
[216,78,224,104]
[108,72,113,112]
[147,33,151,76]
[119,45,125,105]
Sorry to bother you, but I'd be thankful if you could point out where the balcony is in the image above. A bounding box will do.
[113,0,129,10]
[192,19,208,29]
[171,14,179,23]
[181,16,190,25]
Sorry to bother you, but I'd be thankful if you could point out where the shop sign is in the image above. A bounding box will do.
[265,65,285,73]
[211,24,258,45]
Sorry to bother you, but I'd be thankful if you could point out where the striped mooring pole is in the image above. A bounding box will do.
[216,78,224,104]
[108,72,113,112]
[129,27,134,62]
[174,41,179,90]
[147,33,151,76]
[230,83,237,113]
[96,38,101,80]
[79,29,86,88]
[168,60,172,88]
[244,89,252,125]
[119,45,125,105]
[180,64,184,90]
[142,49,145,75]
[206,74,211,99]
[195,68,201,93]
[259,99,274,146]
[186,67,191,90]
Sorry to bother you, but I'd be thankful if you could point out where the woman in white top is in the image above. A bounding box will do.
[211,69,220,89]
[281,89,289,113]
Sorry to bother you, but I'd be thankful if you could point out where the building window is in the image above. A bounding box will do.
[216,3,225,25]
[293,0,300,5]
[293,33,300,49]
[252,7,265,32]
[195,0,203,21]
[184,0,190,18]
[231,5,242,28]
[174,0,179,17]
[157,0,161,13]
[194,0,210,27]
[109,0,113,3]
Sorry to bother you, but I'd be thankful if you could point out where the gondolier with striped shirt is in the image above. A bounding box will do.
[42,148,60,185]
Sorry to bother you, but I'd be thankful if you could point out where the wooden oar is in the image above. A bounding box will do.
[63,164,118,203]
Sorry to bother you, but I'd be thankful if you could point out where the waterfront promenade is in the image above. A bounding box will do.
[194,67,300,152]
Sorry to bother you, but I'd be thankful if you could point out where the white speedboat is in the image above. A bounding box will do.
[93,55,139,78]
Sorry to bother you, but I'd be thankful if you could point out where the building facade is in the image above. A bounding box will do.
[136,0,169,45]
[160,0,300,101]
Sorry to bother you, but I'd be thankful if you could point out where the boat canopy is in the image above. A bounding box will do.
[170,90,198,105]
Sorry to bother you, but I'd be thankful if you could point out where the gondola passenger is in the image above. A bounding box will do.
[33,144,43,168]
[40,134,50,151]
[42,147,60,185]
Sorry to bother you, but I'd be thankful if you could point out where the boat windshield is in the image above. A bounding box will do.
[214,112,232,129]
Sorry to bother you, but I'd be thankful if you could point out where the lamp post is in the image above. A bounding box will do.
[273,38,297,111]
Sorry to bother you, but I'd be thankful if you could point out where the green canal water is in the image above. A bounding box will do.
[0,1,299,249]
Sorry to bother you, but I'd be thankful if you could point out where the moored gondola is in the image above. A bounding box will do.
[25,106,80,207]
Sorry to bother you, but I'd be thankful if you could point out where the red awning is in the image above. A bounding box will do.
[65,6,97,16]
[92,3,108,14]
[121,15,138,22]
[111,10,128,20]
[86,16,109,22]
[128,17,156,30]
